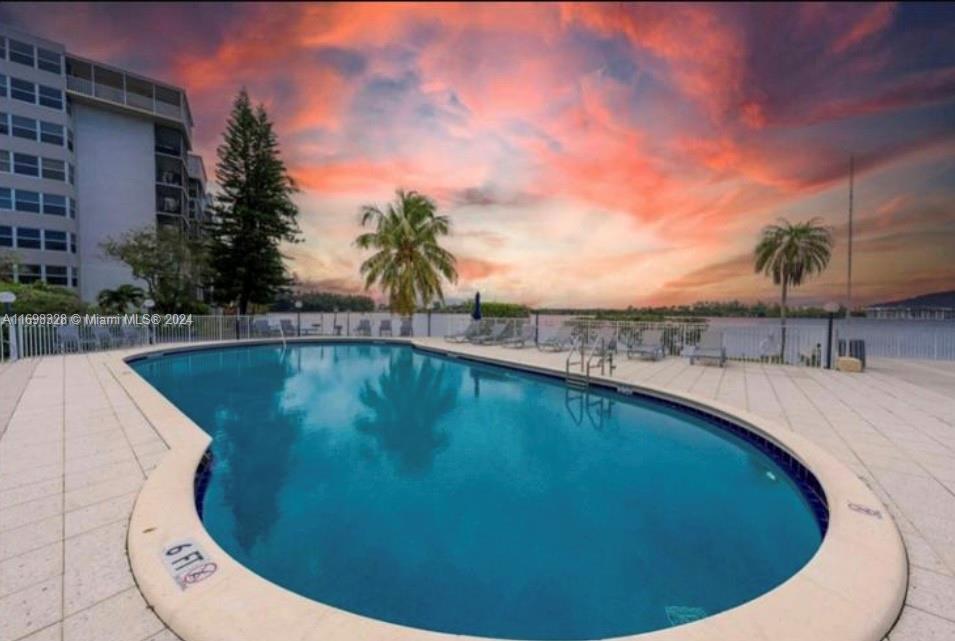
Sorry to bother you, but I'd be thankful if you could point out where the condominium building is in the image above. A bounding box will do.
[0,26,208,302]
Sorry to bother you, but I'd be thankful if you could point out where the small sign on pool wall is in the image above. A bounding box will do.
[162,538,218,590]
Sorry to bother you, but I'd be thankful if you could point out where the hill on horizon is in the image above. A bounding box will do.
[873,289,955,308]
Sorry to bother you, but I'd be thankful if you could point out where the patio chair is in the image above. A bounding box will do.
[280,319,296,337]
[689,329,726,367]
[55,325,83,353]
[537,324,576,352]
[121,324,144,347]
[252,318,272,337]
[399,318,413,337]
[469,320,506,344]
[446,320,482,343]
[379,319,393,337]
[354,319,372,337]
[93,325,116,350]
[474,320,515,345]
[502,322,536,348]
[627,329,665,361]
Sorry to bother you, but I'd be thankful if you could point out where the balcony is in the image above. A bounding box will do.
[65,56,192,132]
[156,184,184,215]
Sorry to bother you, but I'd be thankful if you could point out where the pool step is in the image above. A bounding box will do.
[565,375,589,389]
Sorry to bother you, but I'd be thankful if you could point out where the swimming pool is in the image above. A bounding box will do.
[132,342,826,640]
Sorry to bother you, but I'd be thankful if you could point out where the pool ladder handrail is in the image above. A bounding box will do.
[565,333,584,373]
[585,331,617,378]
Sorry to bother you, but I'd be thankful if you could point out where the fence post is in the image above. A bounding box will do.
[9,320,18,361]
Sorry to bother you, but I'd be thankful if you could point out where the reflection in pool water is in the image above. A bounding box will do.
[133,343,823,640]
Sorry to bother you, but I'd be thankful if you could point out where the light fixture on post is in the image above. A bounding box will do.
[0,291,15,314]
[142,299,156,345]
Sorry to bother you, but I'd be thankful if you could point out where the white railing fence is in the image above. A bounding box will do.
[4,313,953,364]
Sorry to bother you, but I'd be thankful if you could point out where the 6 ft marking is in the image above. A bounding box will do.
[162,539,217,590]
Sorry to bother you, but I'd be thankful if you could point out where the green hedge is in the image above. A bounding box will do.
[0,281,89,314]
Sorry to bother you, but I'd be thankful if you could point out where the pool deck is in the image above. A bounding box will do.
[1,340,954,641]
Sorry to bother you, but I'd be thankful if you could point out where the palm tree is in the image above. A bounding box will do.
[355,189,458,315]
[754,218,833,356]
[97,284,145,314]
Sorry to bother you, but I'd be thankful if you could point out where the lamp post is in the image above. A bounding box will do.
[0,291,14,315]
[1,292,16,360]
[823,301,839,369]
[143,299,155,344]
[294,300,303,337]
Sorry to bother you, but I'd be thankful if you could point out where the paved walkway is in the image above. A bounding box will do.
[1,343,954,641]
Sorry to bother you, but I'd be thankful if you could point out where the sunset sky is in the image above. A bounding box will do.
[4,2,954,307]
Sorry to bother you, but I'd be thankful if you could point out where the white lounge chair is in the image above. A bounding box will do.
[502,322,536,348]
[472,320,512,345]
[689,329,726,366]
[627,329,665,361]
[446,320,482,343]
[537,325,575,352]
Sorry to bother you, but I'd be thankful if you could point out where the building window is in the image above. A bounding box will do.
[0,74,6,98]
[0,150,9,173]
[0,225,11,247]
[17,264,42,284]
[0,187,10,210]
[69,197,77,219]
[0,37,6,60]
[10,78,36,104]
[37,48,63,75]
[11,115,37,141]
[8,40,34,67]
[39,121,65,146]
[41,157,66,181]
[38,85,64,110]
[67,128,74,151]
[68,163,75,184]
[44,230,67,252]
[45,265,68,286]
[15,227,41,249]
[14,153,39,177]
[42,193,66,216]
[71,266,79,287]
[0,112,8,136]
[15,190,41,213]
[70,233,77,254]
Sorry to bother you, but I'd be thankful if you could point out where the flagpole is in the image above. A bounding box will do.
[846,154,854,322]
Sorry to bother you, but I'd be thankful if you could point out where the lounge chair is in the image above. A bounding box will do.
[537,324,576,352]
[93,325,116,349]
[354,319,372,337]
[399,318,413,337]
[627,329,665,361]
[55,325,83,353]
[502,322,536,348]
[121,324,144,347]
[689,329,726,366]
[280,319,296,336]
[471,320,512,345]
[252,318,272,337]
[446,320,482,343]
[379,319,393,336]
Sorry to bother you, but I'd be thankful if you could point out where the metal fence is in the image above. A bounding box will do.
[3,312,953,365]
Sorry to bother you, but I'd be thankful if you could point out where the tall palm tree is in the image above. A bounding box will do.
[754,218,833,355]
[355,189,458,315]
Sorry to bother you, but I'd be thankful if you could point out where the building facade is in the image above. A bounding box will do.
[0,26,207,302]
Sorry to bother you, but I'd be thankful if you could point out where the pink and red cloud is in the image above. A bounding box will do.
[4,2,954,306]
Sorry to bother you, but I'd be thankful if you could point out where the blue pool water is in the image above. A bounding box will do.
[132,343,824,639]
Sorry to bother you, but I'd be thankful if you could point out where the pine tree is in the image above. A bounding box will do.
[208,90,301,313]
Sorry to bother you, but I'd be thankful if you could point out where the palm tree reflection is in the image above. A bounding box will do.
[355,349,458,475]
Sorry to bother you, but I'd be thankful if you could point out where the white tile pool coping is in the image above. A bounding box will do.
[108,337,908,641]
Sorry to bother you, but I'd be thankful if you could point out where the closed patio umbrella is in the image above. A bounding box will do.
[472,292,482,320]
